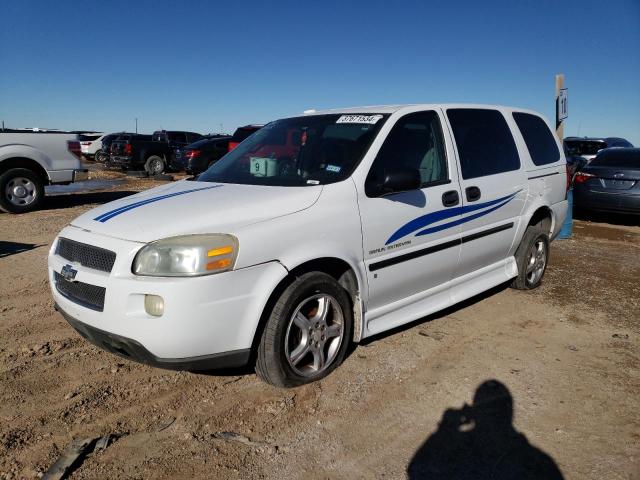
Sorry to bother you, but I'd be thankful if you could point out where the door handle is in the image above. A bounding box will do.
[442,190,460,207]
[465,186,481,202]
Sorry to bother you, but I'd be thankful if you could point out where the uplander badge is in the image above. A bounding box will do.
[60,264,78,282]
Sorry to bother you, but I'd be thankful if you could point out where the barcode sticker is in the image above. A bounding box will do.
[336,114,383,125]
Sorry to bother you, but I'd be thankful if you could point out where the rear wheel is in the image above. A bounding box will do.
[95,150,107,163]
[511,223,549,290]
[256,272,352,387]
[0,168,45,213]
[144,155,165,175]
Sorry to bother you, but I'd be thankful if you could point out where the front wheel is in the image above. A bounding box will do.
[256,272,352,387]
[0,168,45,213]
[511,225,549,290]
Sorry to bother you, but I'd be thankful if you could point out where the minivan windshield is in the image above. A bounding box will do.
[198,114,389,186]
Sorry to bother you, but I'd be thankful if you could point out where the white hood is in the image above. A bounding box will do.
[71,180,322,242]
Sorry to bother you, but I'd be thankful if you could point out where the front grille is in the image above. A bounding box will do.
[54,272,106,311]
[56,238,116,273]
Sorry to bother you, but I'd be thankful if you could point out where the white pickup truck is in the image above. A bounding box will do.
[0,131,89,213]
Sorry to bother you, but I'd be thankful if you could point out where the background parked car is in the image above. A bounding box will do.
[109,130,201,174]
[573,148,640,214]
[178,135,231,175]
[152,130,203,170]
[96,132,132,163]
[0,130,87,213]
[228,124,263,152]
[79,132,103,160]
[564,136,634,163]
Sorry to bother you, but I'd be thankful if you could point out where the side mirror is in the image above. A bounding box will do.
[369,166,422,197]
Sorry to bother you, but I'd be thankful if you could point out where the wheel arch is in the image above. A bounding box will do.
[250,256,365,360]
[527,205,554,235]
[0,157,50,185]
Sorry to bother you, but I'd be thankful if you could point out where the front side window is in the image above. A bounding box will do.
[366,110,448,195]
[198,114,388,186]
[447,109,520,179]
[513,112,560,166]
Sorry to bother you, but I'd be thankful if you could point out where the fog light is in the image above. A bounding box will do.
[144,295,164,317]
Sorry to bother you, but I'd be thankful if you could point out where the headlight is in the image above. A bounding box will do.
[133,234,239,277]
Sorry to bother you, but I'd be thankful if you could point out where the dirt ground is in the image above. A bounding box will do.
[1,170,638,479]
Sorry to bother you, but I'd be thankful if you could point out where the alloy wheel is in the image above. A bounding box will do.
[284,294,345,376]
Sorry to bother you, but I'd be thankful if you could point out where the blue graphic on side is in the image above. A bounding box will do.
[94,185,222,222]
[386,190,520,245]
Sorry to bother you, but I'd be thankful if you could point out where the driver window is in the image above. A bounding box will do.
[367,110,448,189]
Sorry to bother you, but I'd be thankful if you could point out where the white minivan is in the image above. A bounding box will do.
[48,104,568,387]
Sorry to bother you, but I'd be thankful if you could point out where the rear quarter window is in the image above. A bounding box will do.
[447,109,520,179]
[512,112,560,166]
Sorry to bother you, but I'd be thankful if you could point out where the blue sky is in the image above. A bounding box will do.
[1,0,639,144]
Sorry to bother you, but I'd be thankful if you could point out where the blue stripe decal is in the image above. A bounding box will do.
[415,197,514,237]
[385,190,520,245]
[93,185,222,222]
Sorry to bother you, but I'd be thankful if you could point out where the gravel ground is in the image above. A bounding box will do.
[1,169,638,479]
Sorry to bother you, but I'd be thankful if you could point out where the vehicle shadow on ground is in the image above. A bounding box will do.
[191,365,255,378]
[42,191,138,210]
[0,240,46,258]
[574,208,640,227]
[407,379,564,479]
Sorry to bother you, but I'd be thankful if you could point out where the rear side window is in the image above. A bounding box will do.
[513,113,560,166]
[447,109,520,179]
[233,127,260,142]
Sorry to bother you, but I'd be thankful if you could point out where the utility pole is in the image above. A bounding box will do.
[556,74,572,240]
[135,117,138,134]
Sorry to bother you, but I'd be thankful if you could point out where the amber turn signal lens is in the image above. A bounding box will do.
[206,258,232,270]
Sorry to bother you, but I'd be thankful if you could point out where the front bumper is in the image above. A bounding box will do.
[48,226,289,361]
[56,304,251,370]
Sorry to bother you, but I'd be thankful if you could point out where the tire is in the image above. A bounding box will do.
[510,223,550,290]
[0,168,45,214]
[256,272,353,387]
[95,150,107,163]
[144,155,165,175]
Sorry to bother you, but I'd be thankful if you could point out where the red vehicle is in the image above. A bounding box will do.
[228,125,264,152]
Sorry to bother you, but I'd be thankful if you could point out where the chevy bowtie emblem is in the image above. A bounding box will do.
[60,264,78,281]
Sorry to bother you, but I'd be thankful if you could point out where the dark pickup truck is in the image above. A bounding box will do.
[110,130,203,174]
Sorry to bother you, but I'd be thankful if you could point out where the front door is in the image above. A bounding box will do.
[357,109,463,324]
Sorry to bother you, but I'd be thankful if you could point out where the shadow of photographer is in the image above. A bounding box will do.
[407,379,564,479]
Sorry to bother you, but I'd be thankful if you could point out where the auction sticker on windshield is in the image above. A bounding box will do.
[336,114,383,124]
